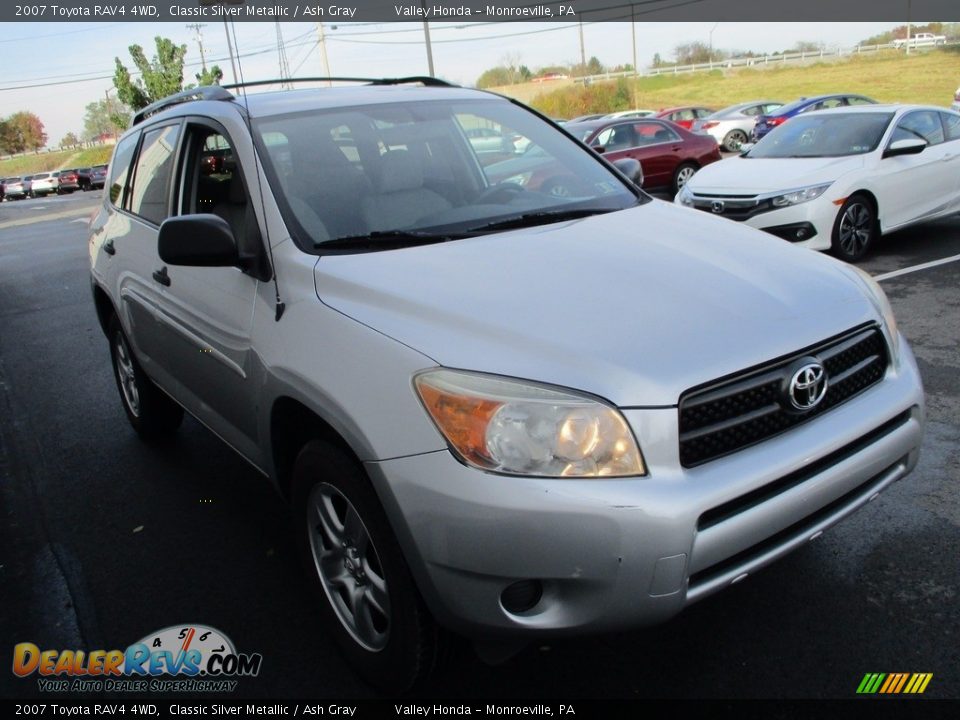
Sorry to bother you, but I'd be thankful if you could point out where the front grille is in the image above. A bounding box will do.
[679,325,888,467]
[691,196,774,221]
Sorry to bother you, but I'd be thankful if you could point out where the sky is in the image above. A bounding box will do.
[0,21,910,147]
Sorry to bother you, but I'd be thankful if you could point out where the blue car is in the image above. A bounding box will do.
[753,93,877,140]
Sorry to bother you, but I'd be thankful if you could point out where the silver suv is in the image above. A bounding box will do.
[89,79,925,691]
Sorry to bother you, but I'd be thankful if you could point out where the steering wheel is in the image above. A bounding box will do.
[474,183,526,204]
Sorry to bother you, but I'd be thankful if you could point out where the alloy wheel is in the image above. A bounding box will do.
[114,332,140,417]
[838,202,873,258]
[307,482,391,652]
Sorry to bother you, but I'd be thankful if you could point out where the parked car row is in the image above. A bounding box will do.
[0,164,106,200]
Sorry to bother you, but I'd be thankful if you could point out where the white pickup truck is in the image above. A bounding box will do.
[893,32,947,48]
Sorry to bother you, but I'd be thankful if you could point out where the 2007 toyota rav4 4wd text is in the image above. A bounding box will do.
[89,79,924,691]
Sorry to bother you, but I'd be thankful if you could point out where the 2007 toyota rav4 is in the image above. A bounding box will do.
[89,79,924,691]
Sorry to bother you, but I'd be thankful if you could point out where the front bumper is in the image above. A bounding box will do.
[679,195,838,252]
[367,339,924,637]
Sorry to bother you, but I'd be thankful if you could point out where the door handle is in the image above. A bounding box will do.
[103,239,116,256]
[152,267,171,286]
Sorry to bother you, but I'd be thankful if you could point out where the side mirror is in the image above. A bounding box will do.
[611,157,644,188]
[883,138,926,158]
[158,214,239,268]
[592,145,606,154]
[739,142,755,156]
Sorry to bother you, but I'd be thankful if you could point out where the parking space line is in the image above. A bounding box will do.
[875,253,960,282]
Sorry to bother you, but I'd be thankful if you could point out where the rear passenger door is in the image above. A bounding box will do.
[108,123,180,381]
[149,120,264,463]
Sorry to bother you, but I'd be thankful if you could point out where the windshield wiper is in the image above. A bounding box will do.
[315,229,454,254]
[462,207,615,234]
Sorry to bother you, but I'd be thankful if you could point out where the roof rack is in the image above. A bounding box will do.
[221,76,458,91]
[129,77,458,126]
[131,86,234,126]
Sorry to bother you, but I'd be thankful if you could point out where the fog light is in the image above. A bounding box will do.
[500,580,543,614]
[762,222,817,243]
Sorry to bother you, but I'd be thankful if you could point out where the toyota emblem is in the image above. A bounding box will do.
[785,359,828,411]
[711,200,725,214]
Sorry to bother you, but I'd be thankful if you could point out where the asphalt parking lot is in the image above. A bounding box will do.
[0,190,957,700]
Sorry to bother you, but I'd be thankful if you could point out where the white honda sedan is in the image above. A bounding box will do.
[676,105,960,261]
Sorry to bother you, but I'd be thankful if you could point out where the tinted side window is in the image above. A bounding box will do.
[108,131,140,207]
[940,112,960,142]
[893,111,945,145]
[128,124,181,225]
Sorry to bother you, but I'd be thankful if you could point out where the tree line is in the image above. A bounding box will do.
[0,36,221,155]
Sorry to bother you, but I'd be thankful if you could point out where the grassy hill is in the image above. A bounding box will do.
[493,48,960,118]
[0,146,113,178]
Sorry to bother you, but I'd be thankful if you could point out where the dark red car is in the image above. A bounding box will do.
[654,106,715,130]
[57,168,80,194]
[565,117,721,194]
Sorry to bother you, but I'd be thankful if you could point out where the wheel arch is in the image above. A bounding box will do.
[845,189,881,233]
[92,282,117,337]
[270,395,363,502]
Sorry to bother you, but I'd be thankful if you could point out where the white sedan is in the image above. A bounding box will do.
[676,104,960,261]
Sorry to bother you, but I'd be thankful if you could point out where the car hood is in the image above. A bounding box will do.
[314,201,878,406]
[688,155,865,195]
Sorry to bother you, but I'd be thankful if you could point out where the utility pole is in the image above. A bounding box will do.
[223,21,239,85]
[709,22,719,64]
[905,0,913,55]
[276,21,292,88]
[420,1,434,75]
[316,22,332,85]
[578,18,586,69]
[187,23,208,72]
[631,4,637,75]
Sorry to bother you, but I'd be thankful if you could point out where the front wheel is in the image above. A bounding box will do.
[831,194,877,262]
[672,162,698,195]
[292,440,446,692]
[108,315,183,439]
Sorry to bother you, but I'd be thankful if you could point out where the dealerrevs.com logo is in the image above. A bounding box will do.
[13,625,262,693]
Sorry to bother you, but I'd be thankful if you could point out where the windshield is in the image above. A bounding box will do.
[253,98,641,252]
[745,112,894,158]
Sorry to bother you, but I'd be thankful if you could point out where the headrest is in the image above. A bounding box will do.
[377,150,423,193]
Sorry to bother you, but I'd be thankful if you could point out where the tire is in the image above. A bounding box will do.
[672,162,698,195]
[831,193,877,262]
[108,314,183,439]
[292,440,446,692]
[722,129,748,152]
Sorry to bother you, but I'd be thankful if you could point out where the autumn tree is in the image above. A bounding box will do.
[60,132,81,148]
[114,36,187,112]
[0,112,47,154]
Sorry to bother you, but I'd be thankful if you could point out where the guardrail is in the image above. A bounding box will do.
[573,41,959,84]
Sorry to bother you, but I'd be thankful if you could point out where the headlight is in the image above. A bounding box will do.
[770,183,832,207]
[676,184,694,207]
[414,370,646,478]
[848,265,900,366]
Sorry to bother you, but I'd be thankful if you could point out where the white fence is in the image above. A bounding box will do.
[574,41,959,85]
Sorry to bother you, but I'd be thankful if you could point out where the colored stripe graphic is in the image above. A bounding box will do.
[858,672,932,694]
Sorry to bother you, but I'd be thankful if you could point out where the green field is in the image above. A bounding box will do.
[497,48,960,118]
[0,145,113,178]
